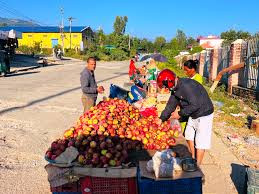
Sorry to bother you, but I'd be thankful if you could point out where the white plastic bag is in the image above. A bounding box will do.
[152,150,182,178]
[152,150,173,178]
[146,160,154,172]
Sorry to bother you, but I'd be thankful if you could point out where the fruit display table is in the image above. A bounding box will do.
[44,97,197,194]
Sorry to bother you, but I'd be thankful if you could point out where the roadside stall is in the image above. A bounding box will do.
[45,56,203,193]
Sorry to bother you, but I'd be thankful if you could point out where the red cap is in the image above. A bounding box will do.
[157,69,176,89]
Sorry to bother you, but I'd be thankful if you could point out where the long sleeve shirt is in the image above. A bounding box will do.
[160,78,214,122]
[80,68,98,99]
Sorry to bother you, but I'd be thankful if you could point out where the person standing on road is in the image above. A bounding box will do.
[129,57,137,80]
[157,69,214,165]
[80,57,104,113]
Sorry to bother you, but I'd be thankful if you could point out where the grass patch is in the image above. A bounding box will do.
[205,85,244,114]
[218,113,246,129]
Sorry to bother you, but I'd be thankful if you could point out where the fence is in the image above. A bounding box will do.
[218,46,231,85]
[243,37,259,90]
[175,37,259,99]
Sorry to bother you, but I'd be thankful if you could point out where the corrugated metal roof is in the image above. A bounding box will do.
[0,26,89,33]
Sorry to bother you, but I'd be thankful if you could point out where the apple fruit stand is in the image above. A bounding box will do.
[45,86,203,194]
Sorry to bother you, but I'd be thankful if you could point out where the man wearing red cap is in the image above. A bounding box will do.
[157,69,214,165]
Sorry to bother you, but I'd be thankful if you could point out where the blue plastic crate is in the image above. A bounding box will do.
[137,169,202,194]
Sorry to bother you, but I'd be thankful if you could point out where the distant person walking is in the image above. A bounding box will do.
[80,57,104,113]
[129,57,137,80]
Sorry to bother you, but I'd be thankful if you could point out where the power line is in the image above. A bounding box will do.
[0,1,47,26]
[0,0,42,24]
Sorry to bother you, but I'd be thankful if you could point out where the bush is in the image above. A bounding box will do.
[109,48,128,61]
[157,62,186,78]
[17,45,31,55]
[17,43,52,56]
[41,48,52,56]
[161,49,179,64]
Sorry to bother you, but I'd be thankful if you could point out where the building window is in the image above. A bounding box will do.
[73,35,78,38]
[28,34,32,38]
[43,35,47,38]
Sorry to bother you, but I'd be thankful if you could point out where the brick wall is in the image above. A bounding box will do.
[209,48,219,81]
[228,39,245,94]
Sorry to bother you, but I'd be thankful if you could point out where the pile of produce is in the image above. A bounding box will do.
[45,135,142,167]
[64,98,179,150]
[45,98,181,167]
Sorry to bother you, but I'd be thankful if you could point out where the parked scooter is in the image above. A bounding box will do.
[55,49,63,60]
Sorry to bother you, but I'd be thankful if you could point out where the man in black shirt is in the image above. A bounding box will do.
[157,69,214,165]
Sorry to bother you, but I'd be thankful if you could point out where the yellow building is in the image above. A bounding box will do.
[0,26,94,49]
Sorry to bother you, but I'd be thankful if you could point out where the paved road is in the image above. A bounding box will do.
[0,58,130,193]
[0,57,241,194]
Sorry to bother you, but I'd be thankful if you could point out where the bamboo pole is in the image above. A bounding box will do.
[210,62,245,93]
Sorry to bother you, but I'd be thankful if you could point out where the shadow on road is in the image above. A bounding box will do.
[0,72,128,116]
[230,163,247,194]
[11,54,41,68]
[2,71,40,77]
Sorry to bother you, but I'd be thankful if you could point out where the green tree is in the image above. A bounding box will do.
[154,36,166,52]
[187,37,198,47]
[167,38,181,56]
[176,29,187,50]
[113,16,128,35]
[221,29,251,46]
[140,38,154,53]
[95,28,106,47]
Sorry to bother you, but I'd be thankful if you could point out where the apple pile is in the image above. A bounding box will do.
[45,135,142,167]
[45,139,69,161]
[75,135,142,167]
[63,98,179,150]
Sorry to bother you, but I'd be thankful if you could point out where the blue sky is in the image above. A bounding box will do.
[1,0,259,40]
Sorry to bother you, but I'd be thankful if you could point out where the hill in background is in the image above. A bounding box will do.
[0,17,40,27]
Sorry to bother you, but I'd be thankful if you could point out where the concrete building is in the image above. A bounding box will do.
[0,26,94,50]
[197,35,224,49]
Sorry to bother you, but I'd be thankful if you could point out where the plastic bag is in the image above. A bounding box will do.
[152,150,182,178]
[109,84,129,100]
[152,150,173,178]
[146,160,154,172]
[128,85,146,103]
[170,119,182,132]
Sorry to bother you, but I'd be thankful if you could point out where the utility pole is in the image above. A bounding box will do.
[68,17,75,49]
[60,7,64,53]
[128,34,131,51]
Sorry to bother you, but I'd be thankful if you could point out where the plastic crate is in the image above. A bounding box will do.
[80,176,137,194]
[247,185,259,194]
[247,167,259,186]
[137,170,202,194]
[51,182,81,194]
